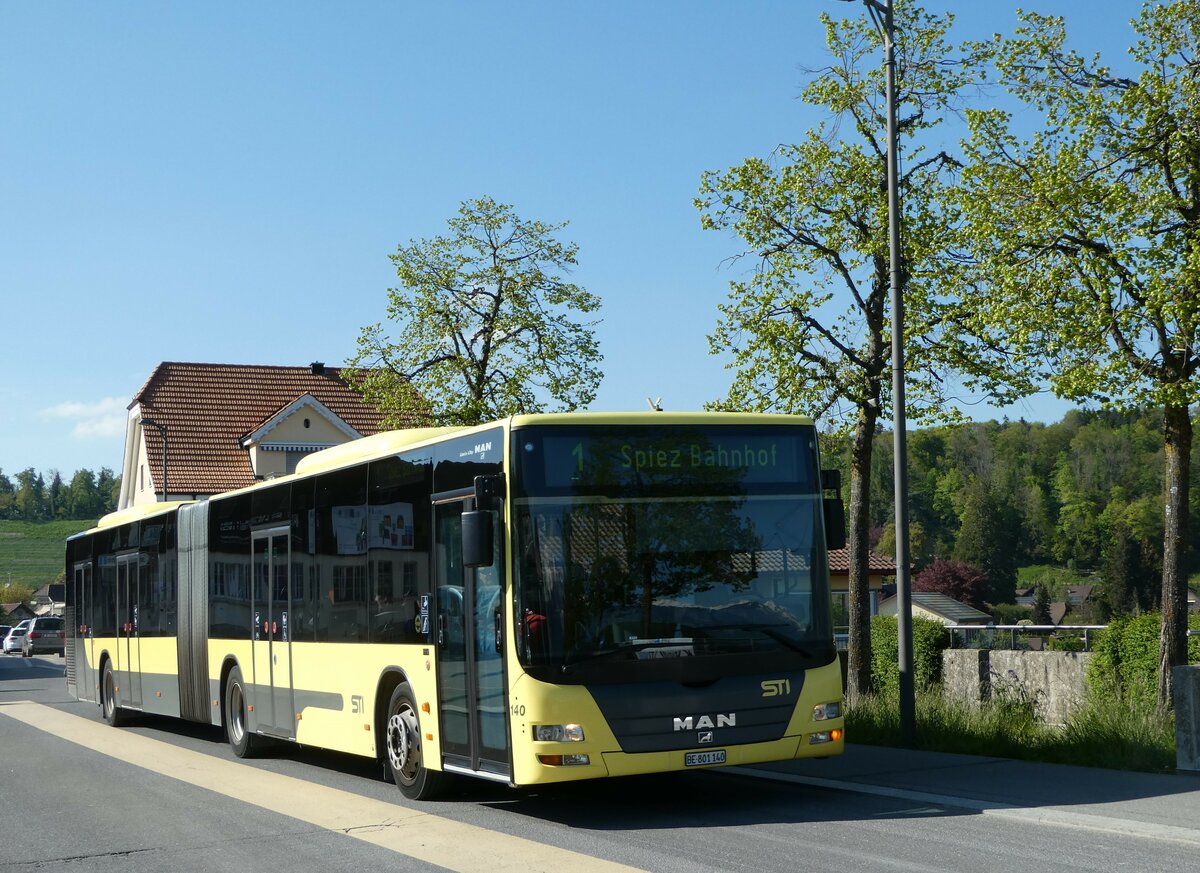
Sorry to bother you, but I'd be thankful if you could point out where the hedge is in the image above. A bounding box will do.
[1087,611,1200,708]
[869,615,949,695]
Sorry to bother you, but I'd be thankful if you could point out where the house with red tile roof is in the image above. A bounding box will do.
[117,361,397,509]
[827,547,896,634]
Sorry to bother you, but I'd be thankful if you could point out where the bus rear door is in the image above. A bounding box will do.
[115,553,143,709]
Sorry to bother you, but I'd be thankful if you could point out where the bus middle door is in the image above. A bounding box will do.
[253,527,295,738]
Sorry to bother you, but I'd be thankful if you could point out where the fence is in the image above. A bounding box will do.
[947,624,1106,651]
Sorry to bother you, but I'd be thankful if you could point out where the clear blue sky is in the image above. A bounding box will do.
[0,1,1145,478]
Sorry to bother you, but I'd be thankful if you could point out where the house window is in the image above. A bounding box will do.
[831,588,881,632]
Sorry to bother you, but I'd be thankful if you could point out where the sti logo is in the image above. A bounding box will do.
[761,679,792,697]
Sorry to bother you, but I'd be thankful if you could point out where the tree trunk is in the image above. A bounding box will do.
[1158,403,1191,716]
[845,403,878,704]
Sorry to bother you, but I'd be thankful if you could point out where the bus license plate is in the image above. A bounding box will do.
[685,750,726,767]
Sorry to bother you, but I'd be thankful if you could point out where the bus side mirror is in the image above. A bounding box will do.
[462,510,494,569]
[821,469,846,551]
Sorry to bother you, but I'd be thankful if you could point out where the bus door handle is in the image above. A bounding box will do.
[494,610,502,654]
[437,613,447,647]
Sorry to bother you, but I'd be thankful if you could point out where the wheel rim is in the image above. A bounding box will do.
[103,668,115,718]
[386,702,421,784]
[228,680,246,745]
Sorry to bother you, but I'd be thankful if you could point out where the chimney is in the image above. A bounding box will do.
[310,361,325,376]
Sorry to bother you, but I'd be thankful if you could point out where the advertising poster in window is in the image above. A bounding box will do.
[369,503,415,550]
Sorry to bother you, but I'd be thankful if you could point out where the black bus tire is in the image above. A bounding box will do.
[224,665,262,758]
[101,660,127,727]
[385,682,447,800]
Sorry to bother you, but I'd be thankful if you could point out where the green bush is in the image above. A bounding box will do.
[990,602,1031,625]
[869,615,949,694]
[1088,612,1165,708]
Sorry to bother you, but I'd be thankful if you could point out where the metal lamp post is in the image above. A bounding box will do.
[142,417,168,503]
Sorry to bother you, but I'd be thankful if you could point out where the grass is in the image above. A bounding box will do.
[847,690,1177,773]
[0,519,95,592]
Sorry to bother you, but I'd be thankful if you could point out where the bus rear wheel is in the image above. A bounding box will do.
[101,660,127,727]
[385,682,447,800]
[224,665,263,758]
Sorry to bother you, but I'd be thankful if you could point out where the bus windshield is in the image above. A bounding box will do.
[512,424,832,682]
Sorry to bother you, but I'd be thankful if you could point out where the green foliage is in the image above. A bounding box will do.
[989,602,1031,625]
[958,1,1200,706]
[349,196,603,427]
[1087,613,1163,709]
[952,478,1017,603]
[0,466,116,521]
[869,615,949,694]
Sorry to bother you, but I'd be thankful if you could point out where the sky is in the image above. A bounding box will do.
[0,1,1151,478]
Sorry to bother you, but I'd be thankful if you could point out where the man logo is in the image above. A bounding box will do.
[673,713,736,731]
[761,679,791,697]
[698,731,714,745]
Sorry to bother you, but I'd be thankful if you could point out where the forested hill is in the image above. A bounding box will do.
[821,408,1184,611]
[0,467,119,521]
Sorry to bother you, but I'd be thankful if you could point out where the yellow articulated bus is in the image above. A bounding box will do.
[65,412,845,799]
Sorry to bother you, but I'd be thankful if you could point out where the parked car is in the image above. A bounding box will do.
[2,621,29,654]
[21,616,64,657]
[0,625,10,644]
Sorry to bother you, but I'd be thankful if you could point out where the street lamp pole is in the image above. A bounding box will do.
[142,417,168,503]
[856,0,916,744]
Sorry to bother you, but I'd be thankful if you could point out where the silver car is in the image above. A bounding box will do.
[2,621,29,654]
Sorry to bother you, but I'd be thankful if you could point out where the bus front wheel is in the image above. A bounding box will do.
[224,665,263,758]
[385,682,447,800]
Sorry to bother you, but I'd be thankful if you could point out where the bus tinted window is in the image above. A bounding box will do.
[316,466,369,642]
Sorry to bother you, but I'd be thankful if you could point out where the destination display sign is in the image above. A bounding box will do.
[516,426,816,495]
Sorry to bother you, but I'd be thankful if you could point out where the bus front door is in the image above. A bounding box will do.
[434,498,511,782]
[252,528,295,738]
[116,553,142,709]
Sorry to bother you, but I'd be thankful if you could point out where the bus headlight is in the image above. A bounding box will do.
[534,723,585,742]
[812,702,842,721]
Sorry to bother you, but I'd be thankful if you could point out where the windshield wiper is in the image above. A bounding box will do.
[699,622,817,658]
[561,638,693,673]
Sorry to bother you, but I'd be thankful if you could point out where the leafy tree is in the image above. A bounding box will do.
[350,197,603,427]
[0,469,14,519]
[913,558,989,610]
[14,468,44,520]
[694,5,1022,703]
[959,2,1200,711]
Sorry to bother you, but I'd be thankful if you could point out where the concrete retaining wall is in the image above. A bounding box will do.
[942,649,1091,726]
[1176,666,1200,772]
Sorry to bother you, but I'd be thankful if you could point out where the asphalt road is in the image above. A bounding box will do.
[2,652,1195,873]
